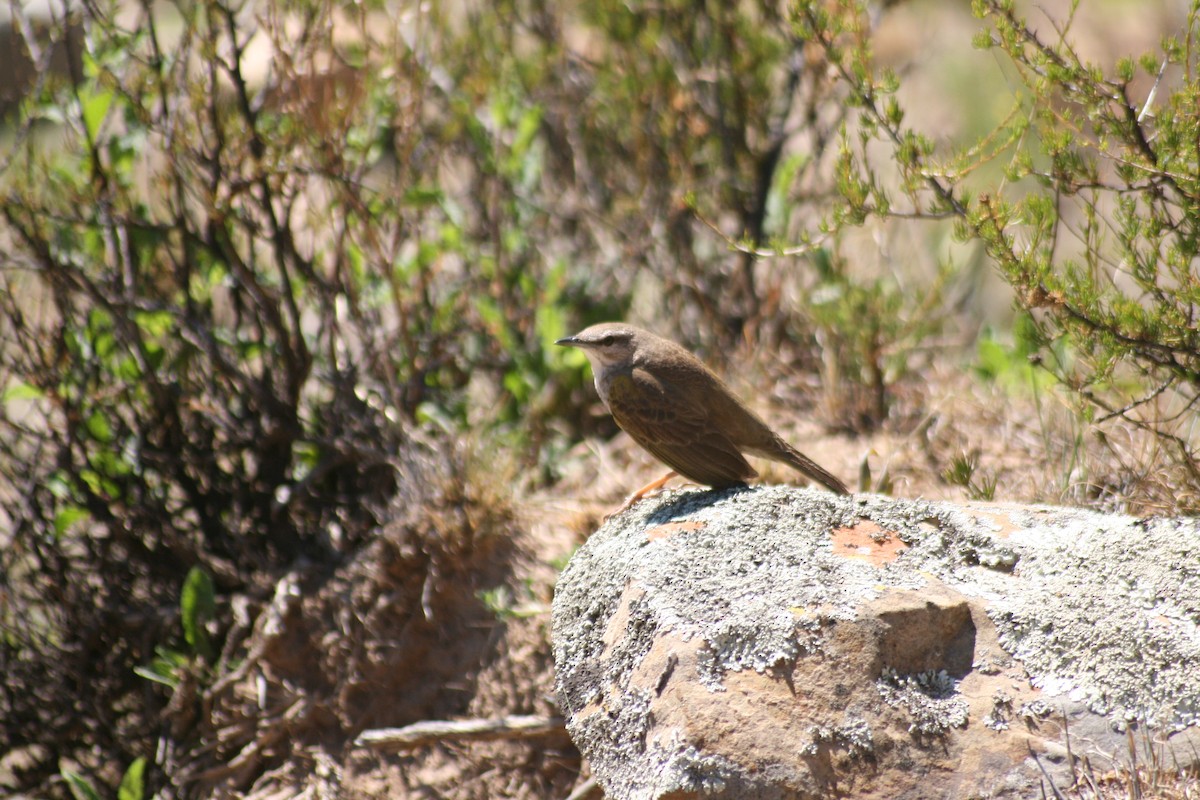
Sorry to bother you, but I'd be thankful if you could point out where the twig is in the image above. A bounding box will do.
[564,776,601,800]
[1028,744,1069,800]
[1138,56,1169,123]
[355,715,567,750]
[691,207,832,258]
[179,698,307,787]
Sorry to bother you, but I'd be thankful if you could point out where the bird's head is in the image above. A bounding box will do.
[555,323,639,369]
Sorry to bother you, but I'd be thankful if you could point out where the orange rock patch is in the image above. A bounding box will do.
[830,519,907,565]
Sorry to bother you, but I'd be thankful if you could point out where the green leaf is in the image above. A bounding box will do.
[346,242,365,283]
[134,309,174,339]
[1116,57,1135,83]
[181,567,215,661]
[403,185,444,207]
[133,646,188,688]
[85,411,114,443]
[475,296,516,350]
[117,757,147,800]
[503,369,528,404]
[62,769,102,800]
[973,337,1009,383]
[535,304,567,351]
[81,87,115,141]
[293,440,320,474]
[1,380,44,403]
[54,506,91,537]
[79,468,113,498]
[133,665,177,687]
[511,105,544,160]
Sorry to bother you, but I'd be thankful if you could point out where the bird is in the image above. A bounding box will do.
[556,322,849,505]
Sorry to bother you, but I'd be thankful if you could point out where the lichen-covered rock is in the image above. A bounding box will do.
[551,486,1200,800]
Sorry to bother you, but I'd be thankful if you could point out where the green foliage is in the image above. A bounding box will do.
[132,646,189,689]
[805,248,950,429]
[117,757,147,800]
[478,583,541,621]
[6,0,824,790]
[439,0,858,344]
[181,567,216,662]
[942,450,998,502]
[796,0,1200,491]
[1,380,44,403]
[62,768,102,800]
[973,315,1058,393]
[0,0,589,790]
[60,757,145,800]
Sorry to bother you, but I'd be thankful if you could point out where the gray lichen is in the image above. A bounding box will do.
[876,667,969,735]
[858,498,1200,731]
[554,485,868,715]
[803,717,874,757]
[552,485,1200,799]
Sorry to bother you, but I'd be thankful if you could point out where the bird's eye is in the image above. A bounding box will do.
[600,335,614,346]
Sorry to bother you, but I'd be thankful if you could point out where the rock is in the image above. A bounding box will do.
[551,486,1200,800]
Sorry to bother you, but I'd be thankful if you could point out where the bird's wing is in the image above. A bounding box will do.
[605,368,755,487]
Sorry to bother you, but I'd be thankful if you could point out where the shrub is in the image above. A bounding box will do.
[0,0,559,792]
[795,0,1200,504]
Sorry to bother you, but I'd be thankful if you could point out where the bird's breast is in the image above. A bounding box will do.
[596,369,636,410]
[594,373,609,408]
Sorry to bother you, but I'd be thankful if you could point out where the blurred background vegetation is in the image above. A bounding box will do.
[1,0,1197,796]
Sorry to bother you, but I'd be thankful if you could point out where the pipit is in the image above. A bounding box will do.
[557,322,849,505]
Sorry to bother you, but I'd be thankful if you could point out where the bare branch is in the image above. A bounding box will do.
[355,715,567,750]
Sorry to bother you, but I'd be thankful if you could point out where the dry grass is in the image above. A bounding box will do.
[1051,725,1200,800]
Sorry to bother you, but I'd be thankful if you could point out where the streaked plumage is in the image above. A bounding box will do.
[557,323,849,495]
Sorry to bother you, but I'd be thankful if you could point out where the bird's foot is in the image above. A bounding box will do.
[604,470,678,521]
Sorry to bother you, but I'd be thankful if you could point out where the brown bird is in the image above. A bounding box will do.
[557,322,849,503]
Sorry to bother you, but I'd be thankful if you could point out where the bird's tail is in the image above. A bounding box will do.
[779,440,850,495]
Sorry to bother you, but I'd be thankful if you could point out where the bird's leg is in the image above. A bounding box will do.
[609,470,678,518]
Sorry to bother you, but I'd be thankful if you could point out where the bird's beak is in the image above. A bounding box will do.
[555,336,580,347]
